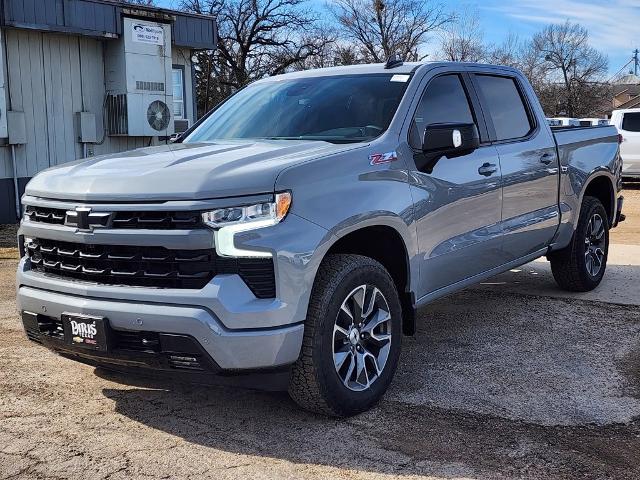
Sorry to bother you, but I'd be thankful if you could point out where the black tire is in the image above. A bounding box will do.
[288,254,402,417]
[549,196,609,292]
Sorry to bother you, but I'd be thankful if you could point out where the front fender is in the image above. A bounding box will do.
[328,211,419,291]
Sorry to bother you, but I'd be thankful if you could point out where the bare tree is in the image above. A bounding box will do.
[294,31,367,69]
[531,21,609,117]
[120,0,155,5]
[330,0,453,62]
[182,0,331,114]
[485,33,522,67]
[438,7,485,62]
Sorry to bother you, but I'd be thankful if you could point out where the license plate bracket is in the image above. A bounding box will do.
[62,313,109,352]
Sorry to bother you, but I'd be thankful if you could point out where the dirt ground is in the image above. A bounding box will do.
[0,187,639,479]
[612,183,640,244]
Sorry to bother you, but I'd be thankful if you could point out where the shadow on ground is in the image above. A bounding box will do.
[98,286,640,479]
[99,374,640,479]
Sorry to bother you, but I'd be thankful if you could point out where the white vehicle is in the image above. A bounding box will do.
[611,108,640,179]
[579,118,609,126]
[547,117,581,127]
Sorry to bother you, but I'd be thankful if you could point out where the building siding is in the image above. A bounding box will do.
[2,0,216,49]
[0,28,196,222]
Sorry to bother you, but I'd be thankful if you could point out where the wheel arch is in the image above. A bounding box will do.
[321,222,417,336]
[578,171,616,227]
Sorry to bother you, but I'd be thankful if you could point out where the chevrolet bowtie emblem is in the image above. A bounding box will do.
[65,207,111,232]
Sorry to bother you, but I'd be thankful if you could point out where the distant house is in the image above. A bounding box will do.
[612,74,640,111]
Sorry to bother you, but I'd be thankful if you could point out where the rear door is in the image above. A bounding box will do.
[619,111,640,175]
[470,72,559,261]
[406,72,504,296]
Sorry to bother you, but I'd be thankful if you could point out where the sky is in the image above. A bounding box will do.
[155,0,640,77]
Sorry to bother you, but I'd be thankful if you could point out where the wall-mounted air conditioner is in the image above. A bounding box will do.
[105,17,174,137]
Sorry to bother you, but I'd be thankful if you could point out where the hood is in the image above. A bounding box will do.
[25,140,354,201]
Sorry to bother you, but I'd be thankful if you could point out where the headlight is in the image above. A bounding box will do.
[202,192,291,258]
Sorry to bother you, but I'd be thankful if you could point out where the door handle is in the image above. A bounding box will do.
[478,163,498,176]
[540,153,554,165]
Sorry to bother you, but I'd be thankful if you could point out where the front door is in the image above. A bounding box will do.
[406,73,504,297]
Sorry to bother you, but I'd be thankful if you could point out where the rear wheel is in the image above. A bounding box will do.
[549,196,609,292]
[288,254,402,417]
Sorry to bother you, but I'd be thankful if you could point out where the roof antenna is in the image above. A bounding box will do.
[384,54,404,69]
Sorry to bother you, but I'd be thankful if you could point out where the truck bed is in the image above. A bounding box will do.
[550,124,621,249]
[553,125,619,152]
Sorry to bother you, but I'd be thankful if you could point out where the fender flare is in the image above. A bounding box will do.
[319,214,419,335]
[574,170,617,229]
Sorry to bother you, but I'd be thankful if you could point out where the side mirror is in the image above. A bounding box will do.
[416,123,480,172]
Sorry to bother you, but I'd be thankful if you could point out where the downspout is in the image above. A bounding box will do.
[1,27,20,220]
[11,144,20,218]
[191,50,198,122]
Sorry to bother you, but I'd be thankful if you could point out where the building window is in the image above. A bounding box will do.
[172,67,185,119]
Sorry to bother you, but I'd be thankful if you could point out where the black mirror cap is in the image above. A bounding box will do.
[422,123,480,157]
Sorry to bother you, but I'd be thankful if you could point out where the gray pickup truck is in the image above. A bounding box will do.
[17,61,624,416]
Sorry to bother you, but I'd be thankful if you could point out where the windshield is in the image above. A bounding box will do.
[185,74,411,144]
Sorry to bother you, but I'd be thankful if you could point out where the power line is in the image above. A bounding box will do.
[608,58,633,82]
[608,49,640,83]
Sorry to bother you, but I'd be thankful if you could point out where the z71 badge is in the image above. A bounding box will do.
[369,151,398,165]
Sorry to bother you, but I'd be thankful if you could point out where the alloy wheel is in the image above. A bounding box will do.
[584,213,606,277]
[332,284,392,392]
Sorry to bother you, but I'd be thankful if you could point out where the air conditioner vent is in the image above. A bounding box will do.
[136,81,165,92]
[106,94,128,135]
[174,119,190,133]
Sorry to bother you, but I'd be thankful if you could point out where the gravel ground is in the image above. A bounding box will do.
[0,223,17,250]
[0,189,639,479]
[613,183,640,244]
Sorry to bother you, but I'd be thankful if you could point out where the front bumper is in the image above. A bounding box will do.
[18,285,304,371]
[15,196,332,376]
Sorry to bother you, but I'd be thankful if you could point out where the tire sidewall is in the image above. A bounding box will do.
[312,258,402,415]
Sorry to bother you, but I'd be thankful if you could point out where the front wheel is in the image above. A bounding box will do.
[549,196,609,292]
[288,254,402,417]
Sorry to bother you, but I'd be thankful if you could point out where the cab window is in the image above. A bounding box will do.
[475,75,533,141]
[410,74,475,148]
[622,112,640,132]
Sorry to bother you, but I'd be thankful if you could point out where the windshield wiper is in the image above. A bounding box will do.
[261,136,369,144]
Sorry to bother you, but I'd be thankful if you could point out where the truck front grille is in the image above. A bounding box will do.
[24,205,204,230]
[26,238,276,296]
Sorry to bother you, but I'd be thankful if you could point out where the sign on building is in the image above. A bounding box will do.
[132,22,164,46]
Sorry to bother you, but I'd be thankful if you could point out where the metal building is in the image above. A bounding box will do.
[0,0,217,223]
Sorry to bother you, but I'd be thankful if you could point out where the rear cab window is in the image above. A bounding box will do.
[474,74,534,142]
[621,112,640,132]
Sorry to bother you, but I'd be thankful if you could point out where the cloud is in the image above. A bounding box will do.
[490,0,640,52]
